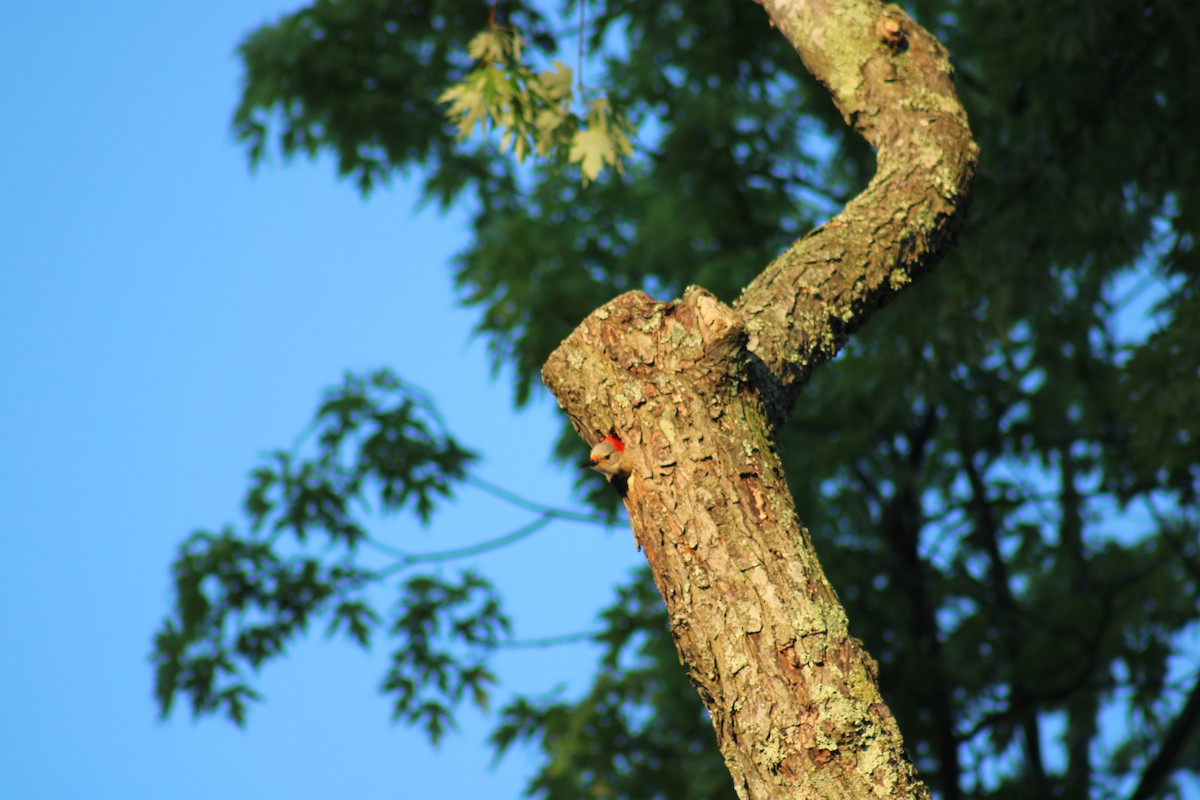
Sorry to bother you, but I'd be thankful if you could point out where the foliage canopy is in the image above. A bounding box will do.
[157,1,1200,798]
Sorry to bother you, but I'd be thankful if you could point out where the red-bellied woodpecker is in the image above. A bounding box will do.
[583,435,630,480]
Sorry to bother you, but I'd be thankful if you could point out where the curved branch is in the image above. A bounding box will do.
[371,515,553,576]
[465,475,611,525]
[737,0,978,418]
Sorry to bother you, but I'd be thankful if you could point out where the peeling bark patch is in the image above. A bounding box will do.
[809,748,836,767]
[743,474,770,522]
[778,751,809,778]
[775,642,813,702]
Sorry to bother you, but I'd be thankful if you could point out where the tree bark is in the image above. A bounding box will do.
[542,1,976,798]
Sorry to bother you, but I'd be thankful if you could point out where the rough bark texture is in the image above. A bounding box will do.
[739,0,978,421]
[542,1,976,798]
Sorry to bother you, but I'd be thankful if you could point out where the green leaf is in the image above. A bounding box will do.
[533,60,573,102]
[569,127,619,185]
[439,77,490,141]
[466,30,503,62]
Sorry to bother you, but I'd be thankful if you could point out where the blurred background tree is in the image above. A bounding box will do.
[155,1,1200,798]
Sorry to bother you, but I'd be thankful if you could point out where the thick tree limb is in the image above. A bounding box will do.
[542,1,976,797]
[545,288,927,799]
[738,0,977,419]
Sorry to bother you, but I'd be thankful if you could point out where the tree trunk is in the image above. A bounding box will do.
[542,1,977,798]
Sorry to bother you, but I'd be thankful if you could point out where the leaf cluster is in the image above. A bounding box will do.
[383,570,509,742]
[439,27,632,184]
[153,370,510,743]
[154,529,366,725]
[251,369,476,534]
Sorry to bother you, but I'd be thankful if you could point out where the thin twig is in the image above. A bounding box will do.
[502,629,600,649]
[466,475,611,525]
[371,515,554,578]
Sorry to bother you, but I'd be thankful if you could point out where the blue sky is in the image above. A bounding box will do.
[0,2,643,797]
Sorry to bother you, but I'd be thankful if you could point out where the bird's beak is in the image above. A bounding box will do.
[580,457,597,469]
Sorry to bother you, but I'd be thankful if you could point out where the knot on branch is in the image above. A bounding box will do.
[875,8,908,53]
[542,287,749,456]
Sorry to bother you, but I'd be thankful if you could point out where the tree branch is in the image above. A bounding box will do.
[540,1,977,797]
[736,0,978,420]
[960,447,1048,792]
[885,407,962,799]
[1128,670,1200,800]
